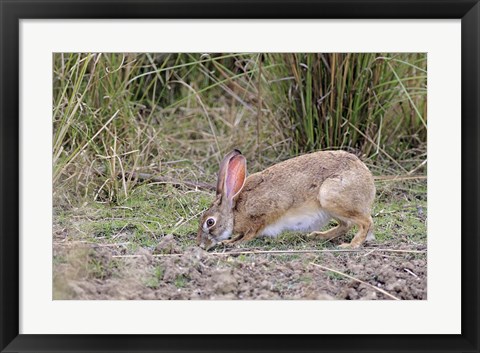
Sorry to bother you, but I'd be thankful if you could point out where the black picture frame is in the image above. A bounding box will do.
[1,1,479,352]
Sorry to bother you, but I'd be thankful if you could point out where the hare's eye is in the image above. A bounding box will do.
[206,218,215,228]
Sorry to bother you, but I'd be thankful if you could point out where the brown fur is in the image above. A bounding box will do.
[197,150,375,249]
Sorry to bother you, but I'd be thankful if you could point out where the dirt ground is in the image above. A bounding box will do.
[53,235,427,300]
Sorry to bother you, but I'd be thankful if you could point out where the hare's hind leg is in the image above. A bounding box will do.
[308,219,352,240]
[338,215,373,249]
[318,178,374,248]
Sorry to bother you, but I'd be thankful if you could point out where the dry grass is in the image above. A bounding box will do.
[53,53,426,205]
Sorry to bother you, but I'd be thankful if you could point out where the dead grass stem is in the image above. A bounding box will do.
[110,247,426,259]
[310,262,401,300]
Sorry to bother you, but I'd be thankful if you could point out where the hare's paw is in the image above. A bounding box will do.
[221,234,244,247]
[338,242,364,249]
[221,239,238,247]
[307,231,323,239]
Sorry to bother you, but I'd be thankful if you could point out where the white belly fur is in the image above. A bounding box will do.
[260,202,331,237]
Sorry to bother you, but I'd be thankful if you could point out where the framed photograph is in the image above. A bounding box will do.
[1,0,478,352]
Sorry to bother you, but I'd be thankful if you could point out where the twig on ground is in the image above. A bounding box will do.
[110,247,426,258]
[310,262,401,301]
[111,223,129,239]
[404,268,419,278]
[362,249,377,257]
[54,241,130,247]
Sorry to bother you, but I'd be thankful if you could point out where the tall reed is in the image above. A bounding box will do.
[261,53,427,156]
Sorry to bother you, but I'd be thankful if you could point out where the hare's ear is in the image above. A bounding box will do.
[216,149,242,197]
[224,154,246,207]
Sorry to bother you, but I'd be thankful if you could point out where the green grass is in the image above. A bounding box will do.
[326,271,344,281]
[54,177,427,262]
[174,275,188,288]
[57,183,212,255]
[145,265,165,289]
[299,275,313,284]
[373,182,427,244]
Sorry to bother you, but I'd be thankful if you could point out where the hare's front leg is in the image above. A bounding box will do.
[221,233,244,246]
[221,230,257,246]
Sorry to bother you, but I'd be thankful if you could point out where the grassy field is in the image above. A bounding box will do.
[53,53,427,300]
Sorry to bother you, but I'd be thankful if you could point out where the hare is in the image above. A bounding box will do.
[197,149,375,250]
